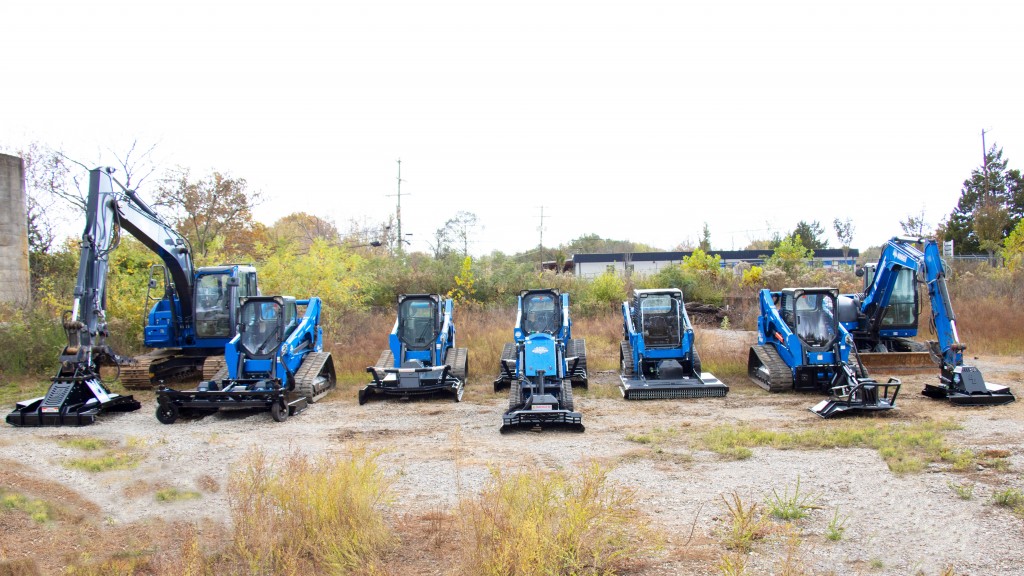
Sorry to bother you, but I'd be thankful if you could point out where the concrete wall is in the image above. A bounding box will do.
[0,154,30,306]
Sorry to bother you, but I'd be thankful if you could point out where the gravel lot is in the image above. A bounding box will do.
[1,333,1022,575]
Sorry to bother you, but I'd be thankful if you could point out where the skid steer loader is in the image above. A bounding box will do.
[154,296,335,423]
[747,288,901,418]
[494,289,587,392]
[361,294,467,404]
[619,289,728,400]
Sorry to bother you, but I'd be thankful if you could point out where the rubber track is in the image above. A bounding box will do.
[202,356,227,381]
[497,342,516,383]
[748,345,790,392]
[568,338,588,386]
[372,350,393,379]
[561,379,574,412]
[620,341,635,377]
[507,379,522,411]
[120,349,195,390]
[295,352,336,403]
[569,338,587,373]
[445,347,469,379]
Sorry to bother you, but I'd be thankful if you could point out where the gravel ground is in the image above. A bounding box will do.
[1,335,1022,575]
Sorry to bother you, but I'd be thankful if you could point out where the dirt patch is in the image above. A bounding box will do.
[0,341,1022,575]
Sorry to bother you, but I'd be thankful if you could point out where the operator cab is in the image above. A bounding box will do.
[521,290,561,335]
[858,263,919,330]
[397,294,440,351]
[237,296,297,359]
[780,288,839,351]
[634,289,683,348]
[194,265,259,340]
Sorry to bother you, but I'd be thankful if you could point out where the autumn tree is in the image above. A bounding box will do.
[155,168,261,257]
[268,212,340,253]
[765,234,813,277]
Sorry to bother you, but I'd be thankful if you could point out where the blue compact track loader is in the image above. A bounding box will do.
[619,289,728,400]
[494,289,587,392]
[747,288,901,418]
[154,296,336,423]
[498,289,585,432]
[361,294,467,404]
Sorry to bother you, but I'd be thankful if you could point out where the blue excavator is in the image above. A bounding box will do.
[497,289,584,432]
[155,296,336,423]
[7,166,258,426]
[843,237,1014,405]
[748,288,901,418]
[361,294,467,404]
[618,288,728,399]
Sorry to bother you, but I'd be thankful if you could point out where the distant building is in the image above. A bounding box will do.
[572,249,859,278]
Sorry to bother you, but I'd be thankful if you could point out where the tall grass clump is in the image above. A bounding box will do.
[228,447,393,574]
[457,462,660,575]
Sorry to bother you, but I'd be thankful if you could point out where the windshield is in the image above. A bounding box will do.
[195,273,231,339]
[522,292,559,334]
[793,293,837,347]
[640,294,680,347]
[881,268,917,328]
[239,300,284,357]
[398,298,437,350]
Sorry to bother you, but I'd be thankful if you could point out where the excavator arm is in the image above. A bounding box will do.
[66,167,196,370]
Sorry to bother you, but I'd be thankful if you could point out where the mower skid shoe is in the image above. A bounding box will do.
[619,372,729,400]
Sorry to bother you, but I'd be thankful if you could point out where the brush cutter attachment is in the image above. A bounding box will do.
[809,364,901,418]
[922,365,1015,406]
[360,362,464,404]
[7,368,140,427]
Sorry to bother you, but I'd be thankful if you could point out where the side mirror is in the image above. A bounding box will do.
[855,267,865,278]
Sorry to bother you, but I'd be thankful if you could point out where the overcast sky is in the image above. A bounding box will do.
[3,0,1022,255]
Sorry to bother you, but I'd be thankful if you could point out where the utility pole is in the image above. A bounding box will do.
[387,159,407,254]
[537,206,546,268]
[981,129,988,169]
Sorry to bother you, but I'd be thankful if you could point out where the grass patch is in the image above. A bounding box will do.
[716,551,748,575]
[58,437,111,451]
[456,462,661,575]
[948,481,975,500]
[227,446,393,574]
[64,451,142,472]
[765,477,817,521]
[626,427,679,445]
[992,488,1024,516]
[699,420,973,474]
[719,492,768,552]
[1,490,54,523]
[155,488,202,503]
[825,507,847,541]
